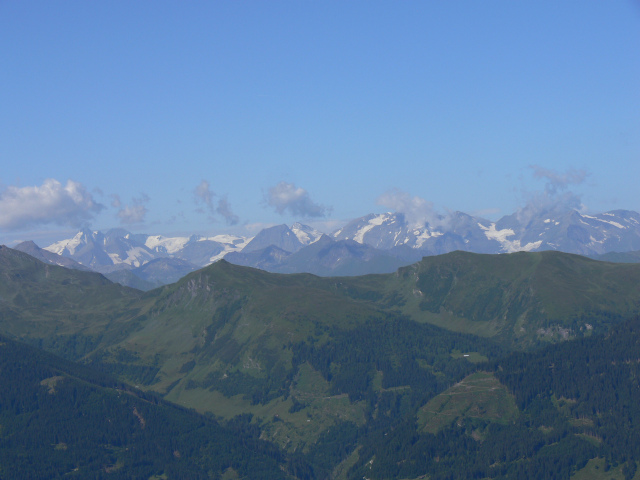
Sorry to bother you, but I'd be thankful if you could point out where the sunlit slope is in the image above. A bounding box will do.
[0,334,292,479]
[89,260,387,413]
[5,247,640,462]
[87,260,500,453]
[102,259,385,374]
[350,317,640,480]
[0,245,142,355]
[336,250,640,348]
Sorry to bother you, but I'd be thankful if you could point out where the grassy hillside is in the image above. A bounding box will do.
[0,245,142,358]
[336,250,640,348]
[416,371,518,434]
[4,247,640,477]
[84,260,502,463]
[0,334,293,479]
[348,317,640,480]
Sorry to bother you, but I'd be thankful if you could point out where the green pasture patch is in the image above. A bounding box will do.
[450,350,488,363]
[572,457,640,480]
[168,376,366,452]
[332,446,361,480]
[417,371,518,434]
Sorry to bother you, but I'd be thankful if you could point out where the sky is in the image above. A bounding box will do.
[1,1,639,246]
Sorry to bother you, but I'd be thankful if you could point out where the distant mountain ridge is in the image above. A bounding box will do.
[34,208,640,284]
[13,240,91,271]
[334,208,640,256]
[45,228,250,271]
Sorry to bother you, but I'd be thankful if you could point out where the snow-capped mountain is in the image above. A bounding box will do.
[333,209,640,256]
[45,228,157,271]
[44,229,250,272]
[225,234,408,276]
[242,223,323,254]
[291,222,324,245]
[333,212,499,254]
[13,241,92,271]
[494,209,640,255]
[38,209,640,285]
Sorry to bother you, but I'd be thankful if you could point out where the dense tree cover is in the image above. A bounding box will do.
[5,244,640,478]
[0,335,294,479]
[181,315,505,478]
[283,317,506,478]
[350,406,597,479]
[292,316,504,405]
[495,316,640,465]
[184,315,503,412]
[344,317,640,480]
[2,312,640,479]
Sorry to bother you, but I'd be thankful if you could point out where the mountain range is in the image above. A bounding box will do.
[3,244,640,478]
[24,208,640,288]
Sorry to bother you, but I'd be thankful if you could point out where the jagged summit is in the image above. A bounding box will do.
[34,209,640,283]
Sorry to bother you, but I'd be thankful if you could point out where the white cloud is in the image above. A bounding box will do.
[117,204,147,224]
[194,180,239,225]
[110,194,122,208]
[0,179,103,231]
[516,166,588,225]
[530,165,588,195]
[266,181,329,218]
[116,194,149,225]
[376,189,442,227]
[216,195,239,225]
[194,180,214,211]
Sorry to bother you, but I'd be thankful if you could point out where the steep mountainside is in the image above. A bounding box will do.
[590,249,640,263]
[3,247,640,477]
[38,208,640,282]
[241,223,323,254]
[337,250,640,348]
[13,240,91,271]
[0,255,499,459]
[349,317,640,480]
[227,235,410,276]
[0,334,293,479]
[0,245,141,354]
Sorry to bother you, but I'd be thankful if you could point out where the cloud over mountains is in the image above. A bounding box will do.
[376,189,443,228]
[194,180,239,225]
[516,165,589,226]
[0,179,103,230]
[266,181,329,218]
[112,194,149,225]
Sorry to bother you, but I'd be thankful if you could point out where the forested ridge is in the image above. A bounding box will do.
[3,246,640,479]
[7,316,640,479]
[345,317,640,480]
[0,334,292,479]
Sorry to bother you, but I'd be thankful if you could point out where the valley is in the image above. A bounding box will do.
[2,242,640,478]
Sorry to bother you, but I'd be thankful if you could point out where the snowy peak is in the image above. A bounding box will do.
[489,209,640,255]
[331,209,640,257]
[333,211,488,252]
[291,222,323,246]
[45,228,100,256]
[39,209,640,279]
[13,241,91,271]
[242,224,303,254]
[144,235,191,255]
[334,212,418,249]
[43,229,250,271]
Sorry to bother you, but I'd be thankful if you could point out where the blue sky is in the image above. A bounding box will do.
[1,1,639,246]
